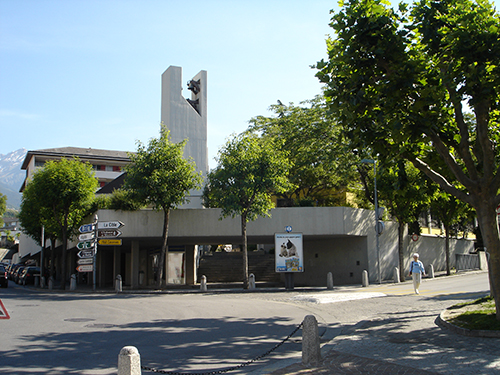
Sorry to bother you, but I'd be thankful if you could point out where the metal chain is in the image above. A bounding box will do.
[141,322,303,375]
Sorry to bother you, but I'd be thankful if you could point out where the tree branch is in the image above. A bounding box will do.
[426,131,478,192]
[409,157,473,206]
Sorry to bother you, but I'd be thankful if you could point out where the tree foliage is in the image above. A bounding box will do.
[316,0,500,316]
[124,125,202,288]
[203,133,293,288]
[19,158,98,287]
[248,96,357,206]
[0,193,6,227]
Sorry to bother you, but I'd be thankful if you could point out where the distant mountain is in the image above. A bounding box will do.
[0,149,26,210]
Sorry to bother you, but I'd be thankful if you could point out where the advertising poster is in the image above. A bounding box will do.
[275,233,303,272]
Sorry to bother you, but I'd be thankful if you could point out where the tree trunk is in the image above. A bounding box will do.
[60,229,68,290]
[50,237,56,280]
[157,209,170,289]
[444,224,451,276]
[398,221,405,282]
[241,214,249,289]
[476,204,500,319]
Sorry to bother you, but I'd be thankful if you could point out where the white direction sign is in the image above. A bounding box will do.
[77,258,93,265]
[98,230,122,238]
[77,250,94,259]
[78,232,95,241]
[98,221,124,229]
[77,264,94,272]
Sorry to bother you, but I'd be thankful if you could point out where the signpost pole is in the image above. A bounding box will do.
[93,214,98,292]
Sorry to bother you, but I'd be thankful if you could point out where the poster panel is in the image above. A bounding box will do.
[275,233,303,272]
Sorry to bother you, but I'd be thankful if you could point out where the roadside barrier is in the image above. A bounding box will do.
[118,315,321,374]
[362,270,369,287]
[327,272,333,290]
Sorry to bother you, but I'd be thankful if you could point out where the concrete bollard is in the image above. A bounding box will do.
[362,270,369,287]
[327,272,334,290]
[118,346,141,375]
[70,274,77,291]
[429,264,435,279]
[41,276,46,289]
[200,275,207,292]
[393,267,400,283]
[115,275,123,292]
[302,315,321,365]
[48,277,54,291]
[249,273,256,290]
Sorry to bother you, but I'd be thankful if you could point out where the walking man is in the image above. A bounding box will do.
[409,253,426,294]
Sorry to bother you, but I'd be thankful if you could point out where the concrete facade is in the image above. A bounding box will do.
[160,66,208,208]
[72,207,474,288]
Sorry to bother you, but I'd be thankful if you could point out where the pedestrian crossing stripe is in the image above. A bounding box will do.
[0,299,10,319]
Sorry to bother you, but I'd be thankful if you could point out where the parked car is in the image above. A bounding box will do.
[8,264,22,280]
[19,267,41,285]
[13,266,25,284]
[0,265,8,287]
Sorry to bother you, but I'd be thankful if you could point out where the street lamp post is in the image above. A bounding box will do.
[361,159,381,284]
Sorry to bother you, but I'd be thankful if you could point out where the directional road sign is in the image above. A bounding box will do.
[77,241,94,250]
[77,264,94,272]
[79,223,94,233]
[77,258,94,265]
[98,239,122,246]
[78,232,95,241]
[97,229,122,238]
[77,250,94,259]
[97,221,124,229]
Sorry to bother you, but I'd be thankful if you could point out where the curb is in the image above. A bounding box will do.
[437,307,500,338]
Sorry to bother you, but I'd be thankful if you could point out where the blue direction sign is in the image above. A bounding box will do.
[79,224,94,234]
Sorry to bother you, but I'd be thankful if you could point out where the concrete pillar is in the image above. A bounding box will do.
[327,272,334,290]
[185,244,197,285]
[362,270,369,287]
[70,274,77,291]
[48,277,54,291]
[97,249,104,288]
[113,247,122,280]
[200,275,207,292]
[118,346,141,375]
[131,241,140,289]
[478,251,489,271]
[115,274,123,292]
[302,315,321,365]
[249,273,256,289]
[429,264,435,278]
[393,267,400,283]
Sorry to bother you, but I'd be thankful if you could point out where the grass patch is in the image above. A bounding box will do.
[449,296,500,330]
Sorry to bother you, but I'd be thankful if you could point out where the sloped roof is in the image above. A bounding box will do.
[21,147,131,170]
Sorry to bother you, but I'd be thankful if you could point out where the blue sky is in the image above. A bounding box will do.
[0,0,336,168]
[2,1,499,170]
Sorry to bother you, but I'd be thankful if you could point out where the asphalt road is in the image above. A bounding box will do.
[0,271,492,375]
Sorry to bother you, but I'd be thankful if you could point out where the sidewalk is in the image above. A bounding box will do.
[265,271,499,375]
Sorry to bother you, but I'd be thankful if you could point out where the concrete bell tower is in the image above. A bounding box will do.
[160,66,208,208]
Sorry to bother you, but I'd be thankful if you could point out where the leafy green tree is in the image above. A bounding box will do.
[248,96,357,206]
[359,160,430,281]
[430,191,475,275]
[19,158,98,288]
[124,126,202,288]
[203,133,293,288]
[0,193,6,227]
[316,0,500,317]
